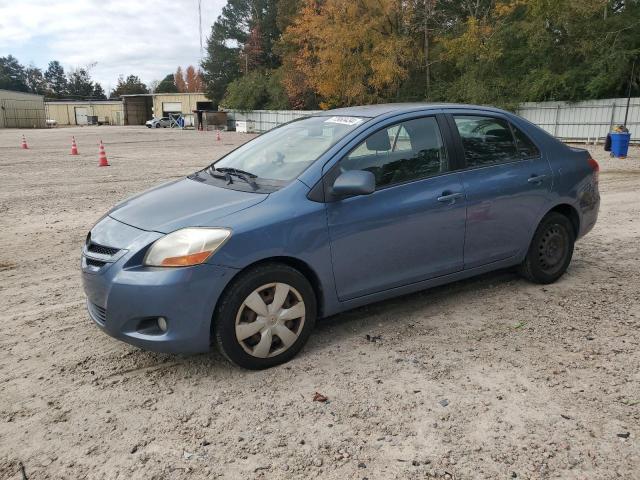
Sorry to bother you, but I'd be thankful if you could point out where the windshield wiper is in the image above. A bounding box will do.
[206,166,233,184]
[214,167,259,190]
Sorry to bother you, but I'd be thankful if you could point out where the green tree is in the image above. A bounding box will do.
[44,61,67,98]
[0,55,28,92]
[155,74,178,93]
[221,69,289,110]
[202,0,283,107]
[111,75,149,97]
[92,83,107,99]
[67,68,95,98]
[25,66,47,95]
[435,0,640,104]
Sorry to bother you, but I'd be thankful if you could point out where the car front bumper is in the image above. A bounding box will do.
[81,216,238,354]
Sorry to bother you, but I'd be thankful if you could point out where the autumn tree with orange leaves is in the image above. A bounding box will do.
[174,66,187,92]
[281,0,412,108]
[185,66,205,92]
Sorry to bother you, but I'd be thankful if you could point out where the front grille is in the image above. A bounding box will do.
[88,302,106,324]
[86,258,107,268]
[88,243,120,256]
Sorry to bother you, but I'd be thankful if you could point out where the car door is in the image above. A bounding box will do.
[324,115,467,301]
[447,112,552,269]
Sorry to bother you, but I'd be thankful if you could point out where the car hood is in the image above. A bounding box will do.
[108,178,268,233]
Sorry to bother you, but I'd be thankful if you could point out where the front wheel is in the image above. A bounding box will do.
[519,212,575,284]
[213,263,316,369]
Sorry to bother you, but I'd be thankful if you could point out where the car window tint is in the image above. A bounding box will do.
[511,124,540,158]
[341,117,449,188]
[453,115,518,167]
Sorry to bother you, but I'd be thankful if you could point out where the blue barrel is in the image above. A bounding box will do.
[610,132,631,157]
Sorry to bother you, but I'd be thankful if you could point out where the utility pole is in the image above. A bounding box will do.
[424,0,435,101]
[624,58,636,127]
[198,0,203,60]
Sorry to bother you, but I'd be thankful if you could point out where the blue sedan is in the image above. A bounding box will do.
[81,104,600,369]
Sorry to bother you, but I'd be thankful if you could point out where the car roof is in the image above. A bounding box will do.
[314,103,510,119]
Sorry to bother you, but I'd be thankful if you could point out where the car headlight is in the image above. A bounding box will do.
[144,228,231,267]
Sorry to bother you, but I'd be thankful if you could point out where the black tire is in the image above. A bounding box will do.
[519,212,575,284]
[155,123,161,128]
[213,263,317,370]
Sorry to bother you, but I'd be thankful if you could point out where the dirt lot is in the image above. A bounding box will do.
[0,126,638,480]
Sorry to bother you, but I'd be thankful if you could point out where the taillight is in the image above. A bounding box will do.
[587,156,599,184]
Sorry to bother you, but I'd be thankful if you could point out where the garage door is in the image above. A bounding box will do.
[163,102,182,113]
[75,107,88,125]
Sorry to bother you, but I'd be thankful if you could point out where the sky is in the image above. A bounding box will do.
[0,0,226,92]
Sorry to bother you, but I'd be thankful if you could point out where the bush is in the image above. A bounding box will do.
[221,70,289,111]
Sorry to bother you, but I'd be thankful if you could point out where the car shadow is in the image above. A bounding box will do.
[112,268,525,377]
[306,268,520,349]
[178,268,520,369]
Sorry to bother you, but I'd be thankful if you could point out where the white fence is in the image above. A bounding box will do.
[516,98,639,143]
[224,98,640,142]
[224,109,321,132]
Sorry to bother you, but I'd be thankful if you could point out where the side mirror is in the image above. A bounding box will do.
[332,170,375,197]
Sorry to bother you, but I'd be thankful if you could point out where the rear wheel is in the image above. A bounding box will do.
[213,263,316,369]
[155,123,161,128]
[519,212,575,284]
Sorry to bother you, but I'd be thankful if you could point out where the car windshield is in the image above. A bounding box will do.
[213,116,366,181]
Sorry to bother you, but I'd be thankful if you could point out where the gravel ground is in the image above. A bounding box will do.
[0,126,638,480]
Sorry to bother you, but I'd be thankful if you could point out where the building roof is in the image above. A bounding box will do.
[0,88,45,99]
[45,100,122,104]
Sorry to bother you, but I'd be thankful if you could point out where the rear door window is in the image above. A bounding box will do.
[511,124,540,158]
[453,115,518,168]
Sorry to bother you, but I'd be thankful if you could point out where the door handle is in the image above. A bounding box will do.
[437,192,463,203]
[527,174,547,184]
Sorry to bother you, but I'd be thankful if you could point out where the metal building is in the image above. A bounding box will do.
[151,92,211,118]
[0,89,46,128]
[121,93,212,126]
[45,100,125,126]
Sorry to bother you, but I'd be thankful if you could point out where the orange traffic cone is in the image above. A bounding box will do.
[216,129,221,142]
[21,135,29,149]
[70,136,79,155]
[98,141,110,167]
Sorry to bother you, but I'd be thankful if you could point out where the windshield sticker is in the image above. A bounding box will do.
[324,116,363,126]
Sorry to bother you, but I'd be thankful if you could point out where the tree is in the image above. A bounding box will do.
[202,0,640,108]
[66,68,95,98]
[44,61,67,98]
[280,0,411,108]
[156,74,178,93]
[221,69,288,110]
[175,67,187,92]
[111,75,149,97]
[434,0,640,104]
[276,0,302,31]
[185,65,204,92]
[0,55,28,92]
[92,83,107,99]
[201,0,283,107]
[147,79,160,93]
[25,66,47,95]
[242,25,264,73]
[202,23,242,107]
